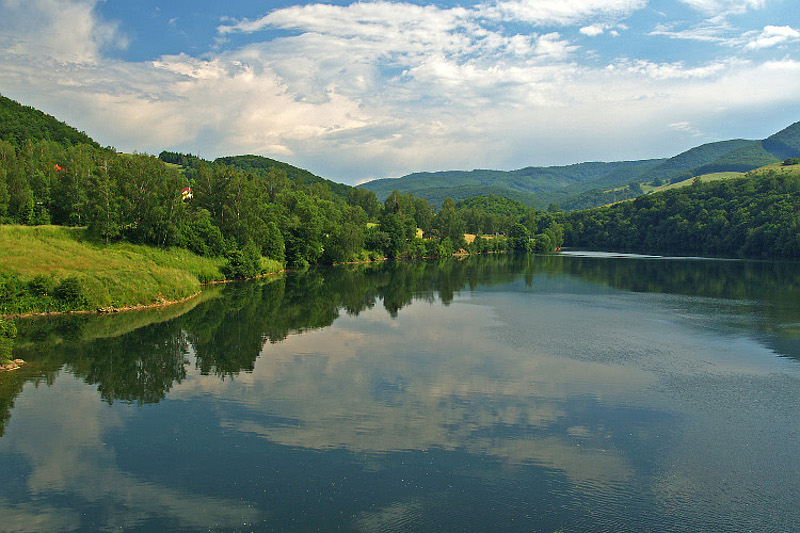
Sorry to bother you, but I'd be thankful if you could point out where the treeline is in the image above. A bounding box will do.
[0,136,564,281]
[561,169,800,259]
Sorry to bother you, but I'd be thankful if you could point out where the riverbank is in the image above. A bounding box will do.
[0,225,282,317]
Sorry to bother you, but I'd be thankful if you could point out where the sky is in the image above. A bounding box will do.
[0,0,798,185]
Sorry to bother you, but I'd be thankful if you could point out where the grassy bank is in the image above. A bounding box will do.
[0,225,282,316]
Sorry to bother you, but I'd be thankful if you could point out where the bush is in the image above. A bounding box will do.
[27,274,55,296]
[0,272,25,303]
[221,242,262,280]
[54,276,88,307]
[197,271,217,284]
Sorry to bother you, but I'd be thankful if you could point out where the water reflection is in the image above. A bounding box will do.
[1,254,800,531]
[5,254,800,432]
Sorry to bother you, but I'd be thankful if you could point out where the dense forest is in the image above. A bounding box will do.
[561,167,800,258]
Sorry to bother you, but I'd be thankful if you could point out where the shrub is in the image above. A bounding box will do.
[54,276,88,307]
[27,274,55,296]
[197,271,216,284]
[221,242,262,280]
[0,272,25,303]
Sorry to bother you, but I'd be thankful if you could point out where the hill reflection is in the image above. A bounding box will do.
[4,254,800,435]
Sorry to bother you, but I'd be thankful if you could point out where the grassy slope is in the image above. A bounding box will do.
[608,161,800,208]
[0,225,228,313]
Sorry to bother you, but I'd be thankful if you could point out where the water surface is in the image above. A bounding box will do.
[2,254,799,531]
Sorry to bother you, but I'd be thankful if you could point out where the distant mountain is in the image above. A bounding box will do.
[358,120,800,210]
[360,160,662,208]
[0,93,100,149]
[762,120,800,160]
[636,139,758,183]
[213,155,352,199]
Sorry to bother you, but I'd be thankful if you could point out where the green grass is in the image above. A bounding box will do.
[641,172,745,194]
[745,160,800,178]
[0,225,229,313]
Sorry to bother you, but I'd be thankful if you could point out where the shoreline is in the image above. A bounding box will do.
[0,359,25,373]
[1,269,287,320]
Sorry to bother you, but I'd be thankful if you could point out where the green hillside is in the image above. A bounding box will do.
[694,142,780,174]
[214,154,352,199]
[359,121,800,211]
[0,94,100,149]
[561,166,800,259]
[637,139,756,183]
[396,185,546,209]
[762,120,800,160]
[359,160,662,207]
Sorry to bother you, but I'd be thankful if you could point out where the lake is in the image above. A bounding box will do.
[2,253,800,532]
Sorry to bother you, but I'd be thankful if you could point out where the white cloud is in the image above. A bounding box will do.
[481,0,646,25]
[668,121,704,136]
[650,21,732,43]
[745,25,800,50]
[581,23,609,36]
[678,0,766,17]
[0,0,126,63]
[615,58,740,79]
[0,0,798,181]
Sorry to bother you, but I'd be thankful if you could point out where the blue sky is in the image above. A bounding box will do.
[0,0,798,184]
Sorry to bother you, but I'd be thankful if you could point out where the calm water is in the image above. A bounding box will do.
[2,254,800,532]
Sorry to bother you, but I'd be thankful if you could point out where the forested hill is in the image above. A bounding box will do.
[358,120,800,210]
[359,159,663,208]
[214,155,352,199]
[0,94,100,149]
[763,120,800,160]
[560,162,800,259]
[158,152,354,200]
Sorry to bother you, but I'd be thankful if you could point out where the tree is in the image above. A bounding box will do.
[508,223,531,252]
[379,211,407,259]
[86,157,120,243]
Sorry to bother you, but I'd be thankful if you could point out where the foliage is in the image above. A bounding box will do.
[508,223,532,252]
[53,276,88,306]
[0,318,15,362]
[561,171,800,259]
[221,242,263,280]
[214,154,352,199]
[0,93,100,149]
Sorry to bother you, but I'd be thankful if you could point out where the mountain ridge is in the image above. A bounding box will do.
[358,120,800,209]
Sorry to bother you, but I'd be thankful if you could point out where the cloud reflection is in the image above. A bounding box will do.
[0,376,263,530]
[171,296,653,489]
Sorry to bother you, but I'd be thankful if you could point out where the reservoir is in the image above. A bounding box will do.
[1,253,799,531]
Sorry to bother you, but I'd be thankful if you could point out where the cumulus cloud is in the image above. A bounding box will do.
[0,0,126,63]
[745,25,800,50]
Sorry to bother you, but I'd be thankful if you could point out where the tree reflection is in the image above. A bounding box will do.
[3,253,800,425]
